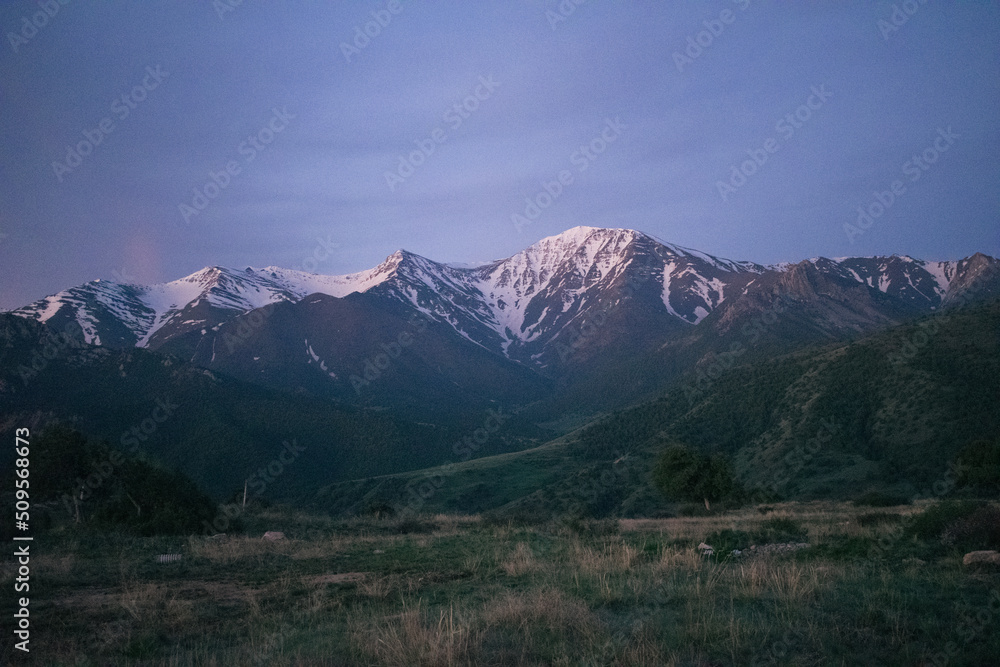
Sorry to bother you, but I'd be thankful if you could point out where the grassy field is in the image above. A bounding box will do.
[3,501,999,666]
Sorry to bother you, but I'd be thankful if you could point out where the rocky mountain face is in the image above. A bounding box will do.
[8,227,998,409]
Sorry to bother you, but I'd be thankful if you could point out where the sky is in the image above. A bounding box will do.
[1,1,998,310]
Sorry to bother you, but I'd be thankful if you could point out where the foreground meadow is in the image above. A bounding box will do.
[3,501,998,666]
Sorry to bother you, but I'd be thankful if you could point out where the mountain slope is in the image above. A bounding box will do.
[182,293,551,426]
[309,296,1000,517]
[0,314,541,499]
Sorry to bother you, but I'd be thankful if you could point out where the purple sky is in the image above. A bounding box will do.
[1,1,998,310]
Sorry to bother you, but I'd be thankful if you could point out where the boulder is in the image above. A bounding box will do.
[962,550,1000,567]
[262,531,286,541]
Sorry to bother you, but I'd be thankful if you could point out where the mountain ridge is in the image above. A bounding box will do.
[10,227,994,369]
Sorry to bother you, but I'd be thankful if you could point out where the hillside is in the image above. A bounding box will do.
[311,297,1000,517]
[0,315,543,500]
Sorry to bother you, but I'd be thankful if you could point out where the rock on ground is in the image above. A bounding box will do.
[963,550,1000,567]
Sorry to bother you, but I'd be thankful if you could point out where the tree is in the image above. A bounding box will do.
[653,444,742,511]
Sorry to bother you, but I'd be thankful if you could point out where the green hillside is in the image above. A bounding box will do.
[312,298,1000,516]
[0,315,542,501]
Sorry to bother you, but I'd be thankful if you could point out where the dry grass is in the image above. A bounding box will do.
[482,587,598,635]
[728,559,822,603]
[654,545,707,572]
[14,502,999,665]
[358,574,396,599]
[570,539,642,574]
[351,601,473,666]
[499,541,539,576]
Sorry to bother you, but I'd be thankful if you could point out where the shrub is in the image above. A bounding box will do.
[907,500,986,542]
[942,505,1000,550]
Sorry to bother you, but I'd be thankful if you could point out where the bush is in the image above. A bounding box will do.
[24,425,216,536]
[942,505,1000,551]
[907,500,986,542]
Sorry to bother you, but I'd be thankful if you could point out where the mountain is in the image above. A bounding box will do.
[3,227,998,511]
[8,263,392,350]
[13,228,996,370]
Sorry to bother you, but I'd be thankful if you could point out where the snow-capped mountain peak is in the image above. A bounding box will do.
[8,228,995,363]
